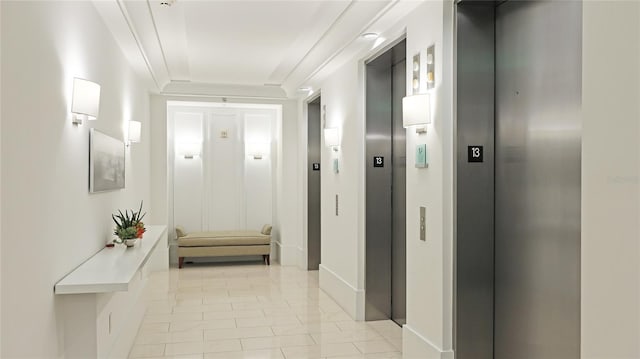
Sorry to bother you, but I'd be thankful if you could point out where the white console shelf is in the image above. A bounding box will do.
[55,225,169,359]
[55,225,167,294]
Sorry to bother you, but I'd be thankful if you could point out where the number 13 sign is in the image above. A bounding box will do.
[468,146,483,163]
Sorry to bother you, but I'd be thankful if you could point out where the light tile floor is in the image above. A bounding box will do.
[130,262,403,359]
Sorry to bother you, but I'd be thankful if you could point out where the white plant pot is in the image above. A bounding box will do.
[123,238,137,247]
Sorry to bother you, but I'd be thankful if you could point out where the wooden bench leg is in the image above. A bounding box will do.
[179,257,184,269]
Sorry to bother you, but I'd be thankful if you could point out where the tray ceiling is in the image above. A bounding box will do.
[94,0,420,97]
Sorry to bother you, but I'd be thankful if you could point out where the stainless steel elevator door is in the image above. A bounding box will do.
[365,39,406,323]
[365,49,393,321]
[495,1,582,358]
[307,97,321,270]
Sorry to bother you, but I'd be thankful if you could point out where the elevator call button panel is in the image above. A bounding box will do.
[312,163,320,171]
[373,156,384,167]
[468,146,484,163]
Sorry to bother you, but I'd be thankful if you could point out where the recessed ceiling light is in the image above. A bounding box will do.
[298,87,312,92]
[361,32,379,40]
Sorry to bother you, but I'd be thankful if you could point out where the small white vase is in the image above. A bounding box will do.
[123,238,137,247]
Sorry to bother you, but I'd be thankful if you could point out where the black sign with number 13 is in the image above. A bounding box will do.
[468,146,483,163]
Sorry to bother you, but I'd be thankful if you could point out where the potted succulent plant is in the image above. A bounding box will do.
[112,201,146,247]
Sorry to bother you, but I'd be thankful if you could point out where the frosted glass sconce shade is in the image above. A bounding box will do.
[71,78,101,125]
[324,128,340,148]
[128,121,141,144]
[403,94,431,129]
[180,142,201,159]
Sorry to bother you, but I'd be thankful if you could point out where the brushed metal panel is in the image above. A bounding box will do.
[307,97,322,270]
[365,40,407,323]
[391,49,407,326]
[495,1,582,358]
[365,49,393,321]
[454,3,495,358]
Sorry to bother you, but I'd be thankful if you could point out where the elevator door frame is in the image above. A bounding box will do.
[307,94,322,271]
[454,1,582,358]
[454,3,495,357]
[364,38,406,325]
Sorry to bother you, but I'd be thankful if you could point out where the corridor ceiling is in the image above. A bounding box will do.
[93,0,422,98]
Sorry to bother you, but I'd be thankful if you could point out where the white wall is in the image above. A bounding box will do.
[206,112,245,229]
[0,2,151,357]
[150,96,300,265]
[318,59,363,319]
[581,2,640,357]
[172,107,274,234]
[403,2,455,357]
[244,113,274,230]
[277,101,302,265]
[173,111,204,232]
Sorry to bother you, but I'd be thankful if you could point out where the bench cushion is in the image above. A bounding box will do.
[178,230,270,247]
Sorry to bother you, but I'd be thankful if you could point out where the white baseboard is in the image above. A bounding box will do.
[403,325,454,359]
[319,264,365,320]
[297,246,306,270]
[274,241,298,266]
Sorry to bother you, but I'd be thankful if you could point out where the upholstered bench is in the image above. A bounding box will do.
[176,225,272,268]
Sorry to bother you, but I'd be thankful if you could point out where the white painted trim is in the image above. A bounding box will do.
[144,0,172,80]
[167,101,283,110]
[319,264,365,320]
[403,325,454,359]
[295,1,401,86]
[297,246,306,270]
[162,92,288,101]
[114,0,161,90]
[355,286,365,321]
[301,98,309,273]
[274,241,299,266]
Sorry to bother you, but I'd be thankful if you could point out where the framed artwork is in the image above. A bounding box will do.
[89,129,125,192]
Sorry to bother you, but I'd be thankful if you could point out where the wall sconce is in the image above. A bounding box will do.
[246,142,270,160]
[127,121,141,146]
[426,44,435,90]
[412,51,425,94]
[179,142,201,159]
[324,128,340,151]
[403,93,431,133]
[411,45,435,94]
[71,78,101,125]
